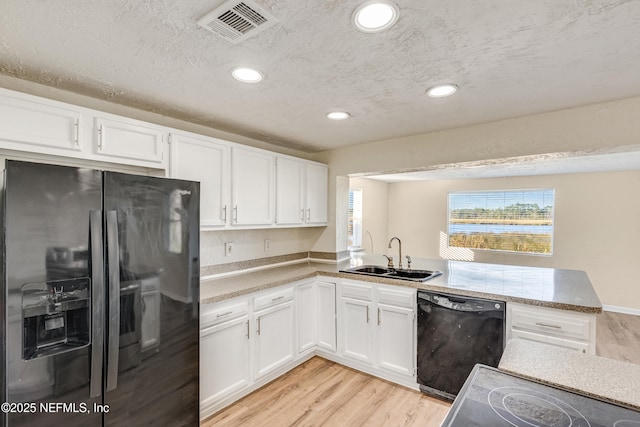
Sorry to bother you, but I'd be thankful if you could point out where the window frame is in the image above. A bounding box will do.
[446,188,556,256]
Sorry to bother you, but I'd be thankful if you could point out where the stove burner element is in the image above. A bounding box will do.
[488,386,590,427]
[614,422,640,426]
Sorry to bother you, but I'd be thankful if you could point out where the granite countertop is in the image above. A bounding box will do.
[200,255,602,313]
[499,339,640,411]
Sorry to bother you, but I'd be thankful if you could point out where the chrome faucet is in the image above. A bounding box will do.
[388,237,402,269]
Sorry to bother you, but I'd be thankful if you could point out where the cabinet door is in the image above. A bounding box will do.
[317,281,336,352]
[275,157,305,225]
[200,316,251,410]
[170,133,230,227]
[231,147,275,225]
[296,281,316,354]
[377,303,414,376]
[0,91,83,153]
[141,290,160,351]
[95,116,165,165]
[341,297,373,364]
[254,300,295,380]
[305,163,328,224]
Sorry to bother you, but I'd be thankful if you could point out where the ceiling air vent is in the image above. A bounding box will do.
[197,0,278,44]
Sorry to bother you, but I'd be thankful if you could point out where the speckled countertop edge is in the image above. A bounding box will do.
[200,260,602,313]
[499,339,640,411]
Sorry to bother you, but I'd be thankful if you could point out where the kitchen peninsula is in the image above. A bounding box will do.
[199,254,602,419]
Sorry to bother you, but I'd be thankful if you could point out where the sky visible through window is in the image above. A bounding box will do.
[449,190,555,211]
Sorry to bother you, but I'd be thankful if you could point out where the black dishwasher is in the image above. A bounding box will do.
[417,291,505,401]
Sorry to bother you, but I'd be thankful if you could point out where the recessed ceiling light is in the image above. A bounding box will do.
[353,1,399,33]
[326,111,350,120]
[427,84,458,98]
[231,67,264,83]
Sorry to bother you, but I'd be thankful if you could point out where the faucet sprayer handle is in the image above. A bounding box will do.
[405,255,412,269]
[383,255,394,269]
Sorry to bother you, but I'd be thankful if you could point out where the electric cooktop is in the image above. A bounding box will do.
[442,365,640,427]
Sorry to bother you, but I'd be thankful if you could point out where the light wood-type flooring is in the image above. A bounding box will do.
[203,311,640,427]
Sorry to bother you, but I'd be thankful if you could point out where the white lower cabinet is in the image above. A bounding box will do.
[254,299,295,380]
[316,280,337,352]
[377,303,415,376]
[295,280,317,354]
[200,315,251,410]
[338,279,416,382]
[201,277,418,420]
[506,302,596,354]
[200,301,251,413]
[200,279,337,419]
[341,296,374,364]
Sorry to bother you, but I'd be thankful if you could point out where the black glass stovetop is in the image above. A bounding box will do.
[442,365,640,427]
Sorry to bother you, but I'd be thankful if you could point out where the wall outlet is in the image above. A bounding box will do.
[224,242,233,257]
[264,239,271,252]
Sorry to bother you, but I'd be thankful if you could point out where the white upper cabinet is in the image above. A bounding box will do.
[94,116,165,166]
[231,147,275,226]
[305,162,328,224]
[0,89,83,154]
[0,88,328,230]
[276,155,328,227]
[169,132,230,228]
[276,157,305,225]
[0,88,167,169]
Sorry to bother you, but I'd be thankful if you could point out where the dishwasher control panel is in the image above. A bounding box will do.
[419,292,503,312]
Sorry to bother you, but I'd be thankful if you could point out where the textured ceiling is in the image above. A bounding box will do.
[1,0,639,152]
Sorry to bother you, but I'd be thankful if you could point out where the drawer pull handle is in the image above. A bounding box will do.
[535,322,562,329]
[257,317,261,335]
[216,311,233,318]
[272,296,284,302]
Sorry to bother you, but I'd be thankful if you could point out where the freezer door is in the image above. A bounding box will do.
[2,160,103,426]
[103,172,199,426]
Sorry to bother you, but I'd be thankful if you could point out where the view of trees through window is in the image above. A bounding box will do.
[448,189,555,254]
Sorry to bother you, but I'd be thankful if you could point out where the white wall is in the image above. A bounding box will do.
[313,96,640,256]
[367,171,640,310]
[349,177,389,254]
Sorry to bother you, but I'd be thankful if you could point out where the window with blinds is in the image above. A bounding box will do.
[448,189,555,255]
[348,189,363,249]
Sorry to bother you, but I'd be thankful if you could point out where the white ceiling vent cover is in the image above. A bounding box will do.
[197,0,278,44]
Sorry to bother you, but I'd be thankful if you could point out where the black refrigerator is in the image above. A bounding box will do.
[0,160,200,426]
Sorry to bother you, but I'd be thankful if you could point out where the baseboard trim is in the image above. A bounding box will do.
[602,305,640,316]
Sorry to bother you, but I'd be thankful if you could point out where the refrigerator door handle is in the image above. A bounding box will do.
[90,210,104,398]
[106,210,121,391]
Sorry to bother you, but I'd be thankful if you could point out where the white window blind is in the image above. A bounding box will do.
[348,189,363,249]
[448,189,555,254]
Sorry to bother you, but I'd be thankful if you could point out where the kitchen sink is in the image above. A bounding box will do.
[340,265,442,282]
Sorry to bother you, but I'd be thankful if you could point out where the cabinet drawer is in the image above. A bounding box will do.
[510,329,590,354]
[341,280,373,301]
[510,305,591,341]
[377,286,415,308]
[253,287,294,311]
[201,300,249,328]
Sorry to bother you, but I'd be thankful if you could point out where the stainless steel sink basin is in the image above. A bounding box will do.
[351,266,392,274]
[340,265,442,282]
